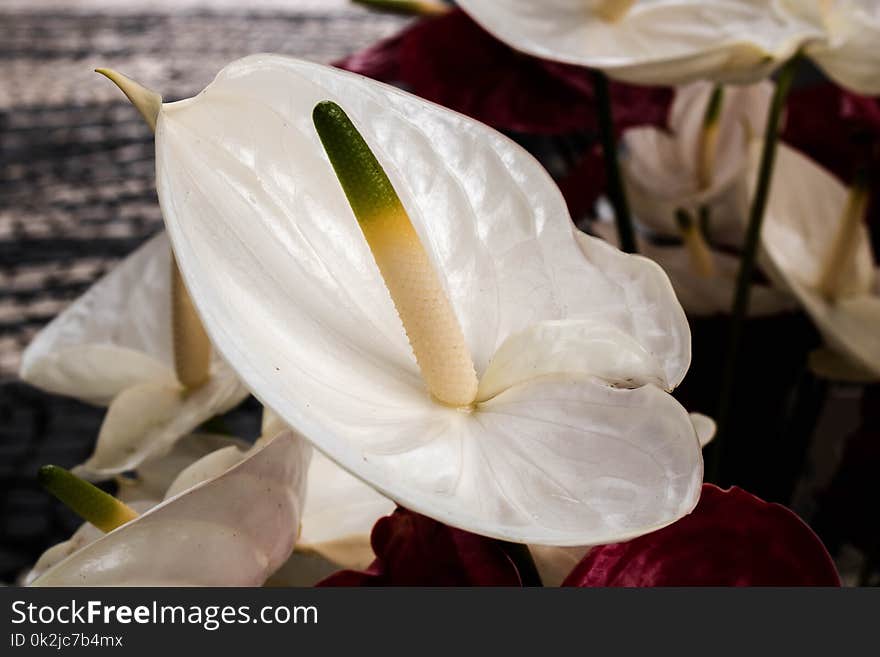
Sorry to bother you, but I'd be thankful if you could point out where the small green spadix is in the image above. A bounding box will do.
[353,0,449,16]
[96,67,212,390]
[313,100,478,407]
[38,465,138,533]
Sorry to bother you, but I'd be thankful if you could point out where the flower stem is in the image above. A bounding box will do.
[709,57,800,483]
[592,70,637,253]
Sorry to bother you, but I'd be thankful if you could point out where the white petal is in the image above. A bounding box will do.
[458,375,702,545]
[21,501,154,586]
[299,450,394,566]
[117,433,248,502]
[760,143,879,373]
[782,0,880,95]
[477,318,668,402]
[19,234,176,405]
[32,432,310,586]
[689,412,717,448]
[457,0,820,85]
[760,143,874,296]
[74,371,248,479]
[155,55,694,542]
[787,285,880,376]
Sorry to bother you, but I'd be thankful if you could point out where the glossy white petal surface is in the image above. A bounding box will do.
[74,371,247,479]
[761,143,880,374]
[457,0,819,85]
[32,432,309,586]
[155,55,697,544]
[22,501,154,586]
[20,234,176,405]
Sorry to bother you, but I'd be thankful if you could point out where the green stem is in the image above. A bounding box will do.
[709,57,800,484]
[592,70,637,254]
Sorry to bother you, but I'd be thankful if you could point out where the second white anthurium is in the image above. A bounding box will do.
[30,432,309,586]
[19,232,250,478]
[455,0,821,86]
[153,54,702,546]
[779,0,880,96]
[759,142,880,377]
[596,80,795,317]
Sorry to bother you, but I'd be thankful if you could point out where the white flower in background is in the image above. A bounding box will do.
[455,0,821,85]
[28,432,309,586]
[780,0,880,96]
[595,81,794,316]
[149,54,702,546]
[759,142,880,376]
[19,232,249,478]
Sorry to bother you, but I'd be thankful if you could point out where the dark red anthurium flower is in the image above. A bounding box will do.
[317,507,522,586]
[563,485,840,587]
[335,8,670,136]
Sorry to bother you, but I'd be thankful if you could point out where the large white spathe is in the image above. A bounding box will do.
[19,232,249,478]
[759,143,880,376]
[155,54,701,545]
[455,1,820,85]
[30,432,309,586]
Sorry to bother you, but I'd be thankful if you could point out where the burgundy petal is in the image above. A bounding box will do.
[318,507,522,586]
[564,485,840,586]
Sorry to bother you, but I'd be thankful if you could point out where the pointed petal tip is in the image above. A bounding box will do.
[95,68,162,132]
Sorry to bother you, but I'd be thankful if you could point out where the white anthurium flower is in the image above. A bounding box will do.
[19,232,250,479]
[592,80,795,317]
[148,54,702,546]
[624,81,773,247]
[455,1,822,86]
[779,0,880,95]
[759,141,880,376]
[30,432,310,586]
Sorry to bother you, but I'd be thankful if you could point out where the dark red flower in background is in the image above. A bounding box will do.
[318,507,522,586]
[335,9,670,137]
[564,485,840,587]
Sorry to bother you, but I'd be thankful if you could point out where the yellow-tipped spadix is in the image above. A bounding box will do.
[38,465,138,533]
[676,209,716,278]
[697,85,725,190]
[595,0,635,22]
[95,68,162,132]
[313,100,478,407]
[817,178,870,302]
[97,67,212,389]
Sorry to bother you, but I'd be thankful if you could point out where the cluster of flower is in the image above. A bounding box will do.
[17,0,878,587]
